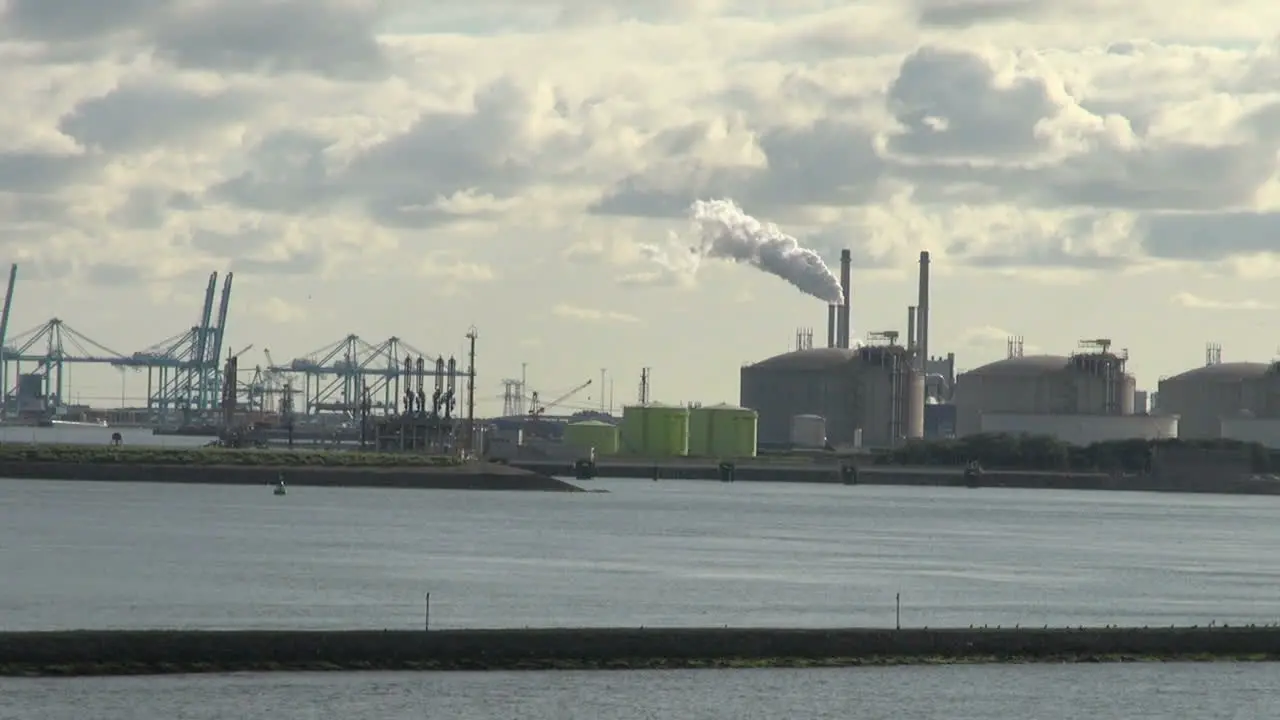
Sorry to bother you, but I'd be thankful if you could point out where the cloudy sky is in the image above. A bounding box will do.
[3,0,1279,414]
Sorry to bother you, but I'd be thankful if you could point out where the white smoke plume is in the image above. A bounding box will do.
[636,199,845,304]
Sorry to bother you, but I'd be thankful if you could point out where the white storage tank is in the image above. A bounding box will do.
[790,414,827,448]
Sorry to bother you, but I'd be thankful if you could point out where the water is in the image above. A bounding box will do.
[3,663,1277,718]
[2,478,1280,630]
[4,478,1280,716]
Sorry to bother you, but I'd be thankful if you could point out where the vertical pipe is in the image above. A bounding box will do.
[839,249,852,348]
[907,306,917,355]
[917,251,930,372]
[826,305,837,348]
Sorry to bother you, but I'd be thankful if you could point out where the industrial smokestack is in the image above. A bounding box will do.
[917,251,930,372]
[907,306,917,354]
[839,249,852,348]
[827,305,837,348]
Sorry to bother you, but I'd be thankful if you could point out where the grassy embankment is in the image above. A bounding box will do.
[0,444,583,491]
[0,443,459,466]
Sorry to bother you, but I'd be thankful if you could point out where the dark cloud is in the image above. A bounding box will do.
[0,0,172,42]
[0,152,93,193]
[1043,142,1275,210]
[1141,212,1280,260]
[208,78,591,227]
[590,120,884,218]
[152,0,390,80]
[913,0,1044,27]
[84,262,147,286]
[886,45,1063,158]
[206,131,337,213]
[3,0,388,79]
[58,83,254,153]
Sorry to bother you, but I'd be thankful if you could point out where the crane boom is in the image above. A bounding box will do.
[530,379,592,416]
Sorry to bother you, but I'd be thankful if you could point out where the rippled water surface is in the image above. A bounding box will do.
[3,663,1277,719]
[3,478,1280,630]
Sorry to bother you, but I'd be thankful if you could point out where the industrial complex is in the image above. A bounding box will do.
[7,249,1280,459]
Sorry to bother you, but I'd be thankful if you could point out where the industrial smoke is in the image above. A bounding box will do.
[641,199,845,305]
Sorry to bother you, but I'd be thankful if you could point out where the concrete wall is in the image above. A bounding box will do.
[979,413,1179,446]
[1219,418,1280,449]
[3,627,1278,675]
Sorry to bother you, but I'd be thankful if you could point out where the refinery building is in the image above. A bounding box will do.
[737,249,1190,450]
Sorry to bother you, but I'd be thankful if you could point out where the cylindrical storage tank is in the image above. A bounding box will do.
[790,414,827,448]
[1156,362,1269,439]
[707,404,758,458]
[642,403,689,457]
[564,420,619,455]
[688,406,714,456]
[620,406,649,455]
[906,372,925,439]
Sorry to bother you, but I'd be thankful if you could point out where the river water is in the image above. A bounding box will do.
[2,663,1276,718]
[2,477,1279,716]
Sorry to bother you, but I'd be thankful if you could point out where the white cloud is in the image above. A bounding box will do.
[552,303,640,323]
[1170,292,1274,310]
[4,1,1280,410]
[253,296,307,324]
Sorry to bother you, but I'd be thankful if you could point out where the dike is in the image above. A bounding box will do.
[0,461,583,492]
[1,626,1278,676]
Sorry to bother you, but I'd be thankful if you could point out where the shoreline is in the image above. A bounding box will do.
[2,627,1278,676]
[0,460,583,492]
[511,459,1280,496]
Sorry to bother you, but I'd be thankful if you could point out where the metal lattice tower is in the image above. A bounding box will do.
[5,318,128,411]
[114,272,234,421]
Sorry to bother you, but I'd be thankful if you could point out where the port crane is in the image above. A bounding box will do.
[528,379,593,418]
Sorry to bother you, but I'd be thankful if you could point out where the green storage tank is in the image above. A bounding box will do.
[688,406,715,457]
[642,403,689,457]
[620,405,649,455]
[564,420,619,455]
[707,403,758,458]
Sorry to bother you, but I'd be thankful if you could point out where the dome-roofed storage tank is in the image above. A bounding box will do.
[564,420,619,455]
[954,343,1139,438]
[619,405,649,455]
[740,344,922,449]
[706,403,757,458]
[643,403,689,457]
[1156,362,1270,439]
[688,406,715,456]
[790,414,827,448]
[953,355,1071,436]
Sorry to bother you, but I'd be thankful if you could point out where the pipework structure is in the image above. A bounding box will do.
[367,351,466,452]
[270,334,476,420]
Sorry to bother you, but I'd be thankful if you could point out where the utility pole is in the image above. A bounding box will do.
[600,368,606,411]
[465,327,478,455]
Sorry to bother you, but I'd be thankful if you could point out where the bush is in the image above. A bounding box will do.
[872,434,1274,473]
[0,444,461,468]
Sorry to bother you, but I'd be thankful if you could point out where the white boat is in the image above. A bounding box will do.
[274,481,287,496]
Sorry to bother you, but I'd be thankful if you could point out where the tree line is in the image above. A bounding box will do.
[870,433,1275,473]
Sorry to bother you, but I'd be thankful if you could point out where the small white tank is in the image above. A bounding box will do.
[790,414,827,448]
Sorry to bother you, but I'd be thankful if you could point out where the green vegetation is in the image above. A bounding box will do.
[872,433,1275,473]
[0,444,461,467]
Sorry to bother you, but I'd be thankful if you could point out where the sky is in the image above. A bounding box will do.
[2,0,1280,415]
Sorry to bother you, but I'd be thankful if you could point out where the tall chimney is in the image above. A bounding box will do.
[839,249,852,348]
[907,306,917,355]
[826,305,837,348]
[917,250,930,372]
